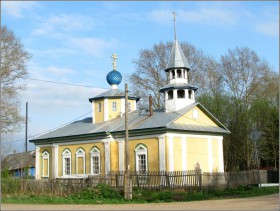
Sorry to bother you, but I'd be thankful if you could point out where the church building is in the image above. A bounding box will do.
[30,20,230,179]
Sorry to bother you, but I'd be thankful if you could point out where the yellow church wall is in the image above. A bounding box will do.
[128,99,136,111]
[57,142,105,176]
[174,106,217,127]
[186,138,209,172]
[94,100,104,123]
[110,141,119,171]
[128,138,159,171]
[211,139,219,172]
[173,137,182,171]
[108,99,121,119]
[40,147,52,178]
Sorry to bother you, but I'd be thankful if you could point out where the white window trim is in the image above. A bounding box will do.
[135,144,148,172]
[62,149,72,176]
[112,101,117,111]
[90,147,100,175]
[75,148,85,175]
[41,151,49,178]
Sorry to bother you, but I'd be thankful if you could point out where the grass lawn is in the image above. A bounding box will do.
[2,184,279,204]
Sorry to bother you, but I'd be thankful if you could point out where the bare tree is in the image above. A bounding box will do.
[127,41,216,109]
[0,25,31,135]
[219,46,274,170]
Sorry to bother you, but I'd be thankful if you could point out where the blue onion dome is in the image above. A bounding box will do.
[106,70,122,85]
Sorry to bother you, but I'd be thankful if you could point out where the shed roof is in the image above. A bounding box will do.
[1,151,35,171]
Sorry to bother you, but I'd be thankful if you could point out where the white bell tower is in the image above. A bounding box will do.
[159,13,198,113]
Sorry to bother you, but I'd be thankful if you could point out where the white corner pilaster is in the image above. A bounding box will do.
[218,137,224,172]
[121,98,125,115]
[102,137,112,175]
[52,145,58,179]
[35,146,40,179]
[104,98,108,121]
[92,101,95,123]
[118,139,125,171]
[158,135,166,171]
[208,138,213,173]
[182,137,187,171]
[167,135,174,171]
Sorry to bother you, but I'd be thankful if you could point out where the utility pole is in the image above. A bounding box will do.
[124,83,132,199]
[25,102,28,152]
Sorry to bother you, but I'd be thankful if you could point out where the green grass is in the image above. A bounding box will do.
[1,184,279,204]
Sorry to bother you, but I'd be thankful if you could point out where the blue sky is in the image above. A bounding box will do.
[1,1,279,154]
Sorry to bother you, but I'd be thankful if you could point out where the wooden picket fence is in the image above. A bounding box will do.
[107,170,202,191]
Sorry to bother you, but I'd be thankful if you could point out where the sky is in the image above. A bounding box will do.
[1,1,279,155]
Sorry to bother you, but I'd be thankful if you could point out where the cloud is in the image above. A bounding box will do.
[149,3,239,27]
[19,78,107,137]
[2,1,38,18]
[28,48,76,57]
[255,22,279,38]
[32,13,95,36]
[253,6,279,38]
[67,37,112,57]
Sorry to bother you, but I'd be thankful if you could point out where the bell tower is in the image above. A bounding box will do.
[159,13,198,113]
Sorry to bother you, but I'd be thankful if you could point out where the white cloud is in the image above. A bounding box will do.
[67,37,112,57]
[253,6,279,38]
[28,48,76,57]
[149,3,239,27]
[255,22,279,38]
[32,13,95,36]
[2,1,38,18]
[19,79,106,137]
[46,66,75,76]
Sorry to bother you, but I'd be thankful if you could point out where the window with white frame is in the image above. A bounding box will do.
[62,149,71,176]
[112,101,117,111]
[90,147,100,175]
[135,144,148,173]
[42,151,49,178]
[75,148,85,174]
[98,102,102,112]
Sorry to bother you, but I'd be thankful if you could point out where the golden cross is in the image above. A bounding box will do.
[111,53,118,70]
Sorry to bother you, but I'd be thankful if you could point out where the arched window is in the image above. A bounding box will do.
[171,70,175,79]
[62,149,71,176]
[90,147,100,175]
[168,90,173,100]
[188,90,192,99]
[177,69,182,78]
[112,101,117,111]
[98,102,102,112]
[42,151,49,178]
[76,148,85,174]
[177,90,185,98]
[135,144,148,173]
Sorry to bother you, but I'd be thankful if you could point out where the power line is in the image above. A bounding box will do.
[22,77,109,89]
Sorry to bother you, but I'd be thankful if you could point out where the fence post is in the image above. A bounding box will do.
[199,171,202,192]
[165,172,170,189]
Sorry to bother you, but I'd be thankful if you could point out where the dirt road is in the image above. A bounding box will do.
[1,193,279,210]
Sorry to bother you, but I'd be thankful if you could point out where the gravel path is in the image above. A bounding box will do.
[1,193,279,210]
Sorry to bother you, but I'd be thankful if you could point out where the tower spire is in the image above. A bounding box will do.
[172,12,177,41]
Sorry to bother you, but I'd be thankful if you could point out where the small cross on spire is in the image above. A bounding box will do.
[172,12,177,41]
[111,53,118,70]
